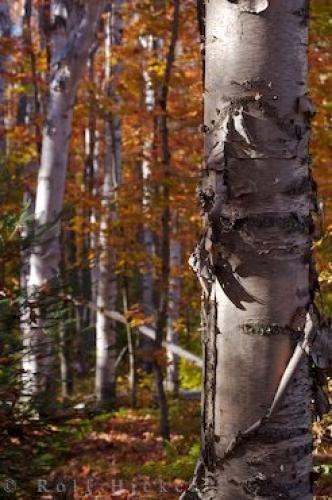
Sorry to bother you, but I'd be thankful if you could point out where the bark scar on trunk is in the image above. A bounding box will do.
[215,305,330,464]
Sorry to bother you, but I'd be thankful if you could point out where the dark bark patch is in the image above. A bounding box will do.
[242,323,301,337]
[45,119,56,137]
[296,287,309,299]
[283,176,311,197]
[230,77,271,92]
[240,213,311,234]
[198,187,215,213]
[189,238,214,283]
[214,260,259,310]
[291,0,310,27]
[180,488,202,500]
[246,455,264,466]
[242,473,288,498]
[258,427,312,444]
[297,94,316,120]
[227,0,269,14]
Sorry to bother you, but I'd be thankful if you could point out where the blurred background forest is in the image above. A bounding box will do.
[0,0,331,498]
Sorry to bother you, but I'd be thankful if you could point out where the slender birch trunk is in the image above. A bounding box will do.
[0,0,12,289]
[59,221,78,398]
[20,0,49,408]
[37,0,51,117]
[95,0,122,408]
[123,284,137,408]
[58,307,74,399]
[23,0,42,157]
[0,0,11,158]
[165,40,183,396]
[166,230,181,395]
[19,91,37,403]
[152,0,180,440]
[184,1,317,498]
[73,56,97,378]
[24,0,104,409]
[138,33,158,373]
[19,0,40,291]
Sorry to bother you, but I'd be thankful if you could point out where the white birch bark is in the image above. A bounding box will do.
[141,33,157,316]
[184,1,316,497]
[24,0,105,407]
[20,0,45,408]
[139,34,158,371]
[18,95,38,404]
[95,0,123,407]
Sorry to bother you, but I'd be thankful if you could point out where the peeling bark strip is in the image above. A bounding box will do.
[183,0,319,498]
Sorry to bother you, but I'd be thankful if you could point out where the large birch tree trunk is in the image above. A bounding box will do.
[184,1,317,498]
[24,0,104,409]
[95,0,123,408]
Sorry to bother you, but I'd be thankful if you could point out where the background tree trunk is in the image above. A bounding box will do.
[184,1,315,498]
[147,0,180,441]
[0,0,11,157]
[95,0,123,408]
[19,0,39,408]
[25,0,104,409]
[166,230,181,395]
[123,283,137,408]
[139,32,158,373]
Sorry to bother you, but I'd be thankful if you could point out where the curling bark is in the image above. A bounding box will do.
[184,1,319,498]
[25,0,104,407]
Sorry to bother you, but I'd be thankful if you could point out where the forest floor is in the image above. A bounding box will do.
[1,399,200,499]
[1,399,332,499]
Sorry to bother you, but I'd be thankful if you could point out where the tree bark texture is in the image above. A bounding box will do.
[25,0,104,404]
[184,1,316,498]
